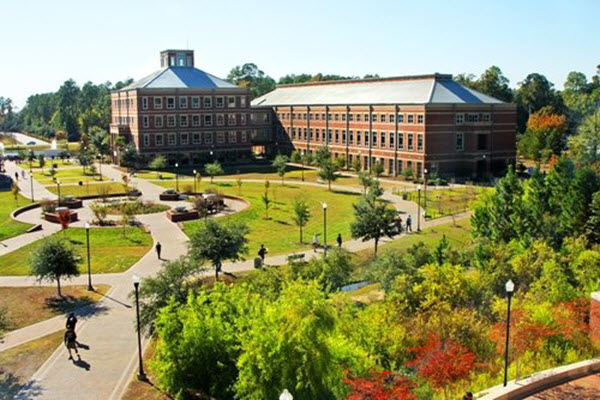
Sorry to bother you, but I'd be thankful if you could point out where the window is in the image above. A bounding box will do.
[228,114,236,125]
[398,133,404,149]
[342,114,346,121]
[380,131,385,147]
[241,114,247,125]
[477,134,487,150]
[408,114,414,124]
[349,114,354,121]
[191,96,200,108]
[217,114,225,126]
[314,129,320,141]
[205,132,213,144]
[167,115,176,127]
[153,97,163,109]
[328,129,332,142]
[167,97,175,109]
[363,114,369,122]
[364,131,369,145]
[180,115,188,127]
[417,114,424,124]
[334,114,339,121]
[142,97,148,110]
[389,132,394,149]
[228,96,236,108]
[398,114,404,123]
[309,129,313,140]
[241,131,248,142]
[155,115,163,128]
[408,133,414,150]
[417,134,423,151]
[181,133,189,145]
[380,114,386,122]
[356,130,361,145]
[455,113,464,124]
[456,133,464,151]
[328,114,332,121]
[467,113,480,122]
[217,132,225,144]
[315,113,320,121]
[228,131,237,143]
[216,96,224,108]
[168,133,176,146]
[203,96,212,108]
[143,134,150,147]
[342,130,346,143]
[179,97,188,109]
[156,134,164,146]
[204,114,213,126]
[372,114,377,122]
[240,97,247,107]
[356,114,361,121]
[142,116,149,128]
[192,115,201,127]
[482,113,491,122]
[192,133,201,144]
[291,128,296,140]
[335,129,339,143]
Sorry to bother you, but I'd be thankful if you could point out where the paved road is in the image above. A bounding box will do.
[2,132,50,146]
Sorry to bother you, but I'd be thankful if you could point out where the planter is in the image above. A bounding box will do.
[58,198,83,209]
[166,209,199,222]
[44,211,79,223]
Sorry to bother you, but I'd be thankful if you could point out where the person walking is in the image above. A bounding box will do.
[155,241,162,260]
[406,215,412,232]
[66,313,78,330]
[312,233,320,252]
[21,170,26,179]
[396,216,403,234]
[64,328,80,360]
[258,244,268,263]
[336,233,342,248]
[14,172,18,181]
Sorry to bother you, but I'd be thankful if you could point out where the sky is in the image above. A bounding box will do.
[1,0,599,108]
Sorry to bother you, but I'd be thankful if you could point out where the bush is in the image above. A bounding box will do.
[182,184,194,194]
[40,198,57,213]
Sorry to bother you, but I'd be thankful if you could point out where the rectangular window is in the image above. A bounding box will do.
[180,115,188,127]
[240,97,247,107]
[408,133,414,150]
[380,114,385,122]
[335,129,339,143]
[192,115,201,127]
[167,97,175,109]
[203,96,212,108]
[167,115,176,127]
[372,114,377,122]
[156,134,164,146]
[143,134,150,147]
[241,131,248,142]
[342,114,346,121]
[153,97,163,109]
[217,132,225,144]
[398,114,404,123]
[364,114,369,121]
[228,114,236,125]
[342,130,346,143]
[349,114,354,121]
[191,96,200,108]
[241,114,247,125]
[181,133,189,145]
[328,114,332,121]
[309,129,314,140]
[389,132,394,149]
[228,96,236,108]
[228,131,237,143]
[456,133,464,151]
[334,114,339,121]
[408,114,414,124]
[417,134,423,151]
[168,133,176,146]
[179,97,188,109]
[315,113,320,120]
[389,114,395,123]
[216,96,224,108]
[417,114,424,124]
[328,129,332,142]
[142,97,148,110]
[142,116,149,128]
[477,134,487,150]
[380,131,385,147]
[482,113,491,122]
[349,130,354,144]
[356,130,361,145]
[356,114,361,122]
[155,115,163,128]
[205,132,213,144]
[364,131,369,145]
[217,114,225,126]
[192,133,201,144]
[398,133,404,149]
[455,113,464,124]
[204,114,213,126]
[372,131,377,145]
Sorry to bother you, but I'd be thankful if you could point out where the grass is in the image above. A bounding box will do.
[402,186,489,219]
[0,285,111,330]
[0,134,18,145]
[156,180,362,256]
[95,200,169,215]
[32,168,104,185]
[121,339,169,400]
[0,226,153,275]
[0,191,33,241]
[0,331,64,399]
[46,182,127,197]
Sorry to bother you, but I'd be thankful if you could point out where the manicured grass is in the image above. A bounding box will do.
[402,186,489,219]
[96,200,169,215]
[156,180,363,256]
[0,227,153,275]
[121,339,169,400]
[32,168,104,185]
[0,191,33,241]
[46,182,127,197]
[0,331,64,399]
[0,285,111,330]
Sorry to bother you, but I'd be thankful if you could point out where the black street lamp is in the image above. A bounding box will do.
[175,162,179,192]
[132,274,147,381]
[85,223,93,291]
[29,162,34,202]
[193,169,197,193]
[322,202,327,256]
[423,168,428,211]
[416,185,422,232]
[503,279,515,387]
[98,154,103,181]
[57,180,61,205]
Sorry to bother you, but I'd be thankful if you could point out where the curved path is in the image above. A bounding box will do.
[0,161,468,400]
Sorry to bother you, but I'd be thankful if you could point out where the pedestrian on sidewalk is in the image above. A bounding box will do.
[64,328,80,361]
[396,215,403,234]
[21,170,26,179]
[14,172,18,181]
[66,313,78,330]
[336,233,342,248]
[312,233,320,252]
[155,242,162,260]
[406,215,412,232]
[258,244,268,262]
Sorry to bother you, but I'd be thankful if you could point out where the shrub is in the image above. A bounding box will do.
[40,198,57,213]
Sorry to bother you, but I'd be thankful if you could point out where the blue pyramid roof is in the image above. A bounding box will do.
[122,66,236,91]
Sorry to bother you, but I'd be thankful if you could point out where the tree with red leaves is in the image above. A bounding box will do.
[407,333,476,394]
[343,370,416,400]
[57,208,72,231]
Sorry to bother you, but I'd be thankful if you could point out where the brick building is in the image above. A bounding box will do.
[251,74,517,178]
[110,49,252,165]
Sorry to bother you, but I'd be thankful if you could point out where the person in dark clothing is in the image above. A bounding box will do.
[155,242,162,259]
[66,313,77,330]
[462,392,473,400]
[258,244,268,261]
[336,233,342,248]
[406,215,412,232]
[64,329,80,360]
[14,172,18,181]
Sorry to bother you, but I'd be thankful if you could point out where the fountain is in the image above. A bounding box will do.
[50,138,58,150]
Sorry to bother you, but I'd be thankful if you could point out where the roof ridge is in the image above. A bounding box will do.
[142,67,170,88]
[277,73,452,89]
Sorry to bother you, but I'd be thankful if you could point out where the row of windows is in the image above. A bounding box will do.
[277,112,424,124]
[114,113,248,128]
[114,95,248,111]
[289,128,424,151]
[141,131,248,147]
[455,113,491,124]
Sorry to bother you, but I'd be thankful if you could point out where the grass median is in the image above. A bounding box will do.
[0,191,33,241]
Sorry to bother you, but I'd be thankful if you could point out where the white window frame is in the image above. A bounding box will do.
[191,96,200,109]
[408,114,414,124]
[228,131,237,143]
[241,131,247,142]
[142,115,149,128]
[217,131,225,144]
[408,133,414,150]
[180,115,188,127]
[203,96,212,108]
[228,96,236,108]
[204,114,213,126]
[192,132,201,144]
[241,114,247,125]
[215,96,224,108]
[417,114,424,124]
[180,132,189,145]
[155,115,163,128]
[166,97,176,109]
[153,97,163,109]
[228,114,236,126]
[217,114,225,126]
[417,134,423,151]
[167,115,176,128]
[205,132,213,144]
[240,96,247,107]
[142,97,148,110]
[155,133,164,146]
[455,113,464,124]
[143,134,150,147]
[179,96,188,109]
[168,133,176,146]
[456,133,464,151]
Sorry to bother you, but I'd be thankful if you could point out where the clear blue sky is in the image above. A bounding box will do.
[2,0,599,108]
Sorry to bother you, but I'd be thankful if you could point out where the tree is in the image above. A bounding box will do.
[343,370,416,400]
[518,109,567,163]
[357,172,373,194]
[372,162,384,178]
[568,109,600,165]
[350,192,397,255]
[292,198,311,244]
[236,177,243,195]
[261,191,271,219]
[205,161,224,184]
[54,79,81,141]
[188,220,249,281]
[290,150,301,163]
[38,154,45,172]
[586,192,600,244]
[272,154,289,184]
[89,126,109,165]
[30,237,80,297]
[227,63,276,99]
[318,159,340,190]
[514,73,563,133]
[120,143,140,169]
[149,155,167,179]
[352,157,362,173]
[0,306,9,340]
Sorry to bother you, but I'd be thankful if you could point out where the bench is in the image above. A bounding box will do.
[287,253,306,262]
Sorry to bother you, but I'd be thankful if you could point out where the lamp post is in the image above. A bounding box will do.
[57,180,61,205]
[193,169,197,193]
[98,154,103,181]
[174,162,179,192]
[132,274,147,381]
[416,184,421,232]
[210,150,214,162]
[503,279,515,387]
[29,162,34,202]
[423,168,428,211]
[85,222,93,291]
[322,202,327,257]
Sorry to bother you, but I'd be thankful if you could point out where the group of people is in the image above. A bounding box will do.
[312,233,343,252]
[394,213,413,233]
[13,170,26,181]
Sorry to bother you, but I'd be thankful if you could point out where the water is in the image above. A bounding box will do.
[340,281,371,293]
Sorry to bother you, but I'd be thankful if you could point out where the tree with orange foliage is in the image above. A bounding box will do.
[343,370,416,400]
[518,108,568,164]
[57,208,72,231]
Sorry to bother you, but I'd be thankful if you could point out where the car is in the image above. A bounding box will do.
[26,141,36,145]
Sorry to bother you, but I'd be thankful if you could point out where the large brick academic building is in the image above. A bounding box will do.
[109,50,253,165]
[252,74,517,178]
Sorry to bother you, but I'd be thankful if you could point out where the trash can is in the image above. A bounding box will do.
[254,257,263,269]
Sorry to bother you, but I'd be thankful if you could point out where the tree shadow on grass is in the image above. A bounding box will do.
[0,372,43,400]
[44,295,109,320]
[331,189,361,196]
[274,220,291,226]
[214,182,233,187]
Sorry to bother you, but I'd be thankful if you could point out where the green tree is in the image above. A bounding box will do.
[350,192,397,255]
[292,198,311,244]
[352,157,362,173]
[37,154,45,172]
[568,109,600,165]
[318,159,339,191]
[120,143,140,169]
[372,162,384,178]
[358,172,373,194]
[188,220,249,281]
[586,192,600,244]
[514,73,563,133]
[272,154,289,184]
[30,237,80,297]
[89,126,109,159]
[227,63,276,99]
[290,150,302,163]
[149,155,167,179]
[53,79,81,141]
[561,167,599,237]
[205,161,224,184]
[261,191,271,219]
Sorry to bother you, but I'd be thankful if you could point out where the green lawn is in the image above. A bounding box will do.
[401,186,489,219]
[0,226,153,275]
[32,168,104,185]
[0,191,33,241]
[156,180,362,256]
[46,182,127,197]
